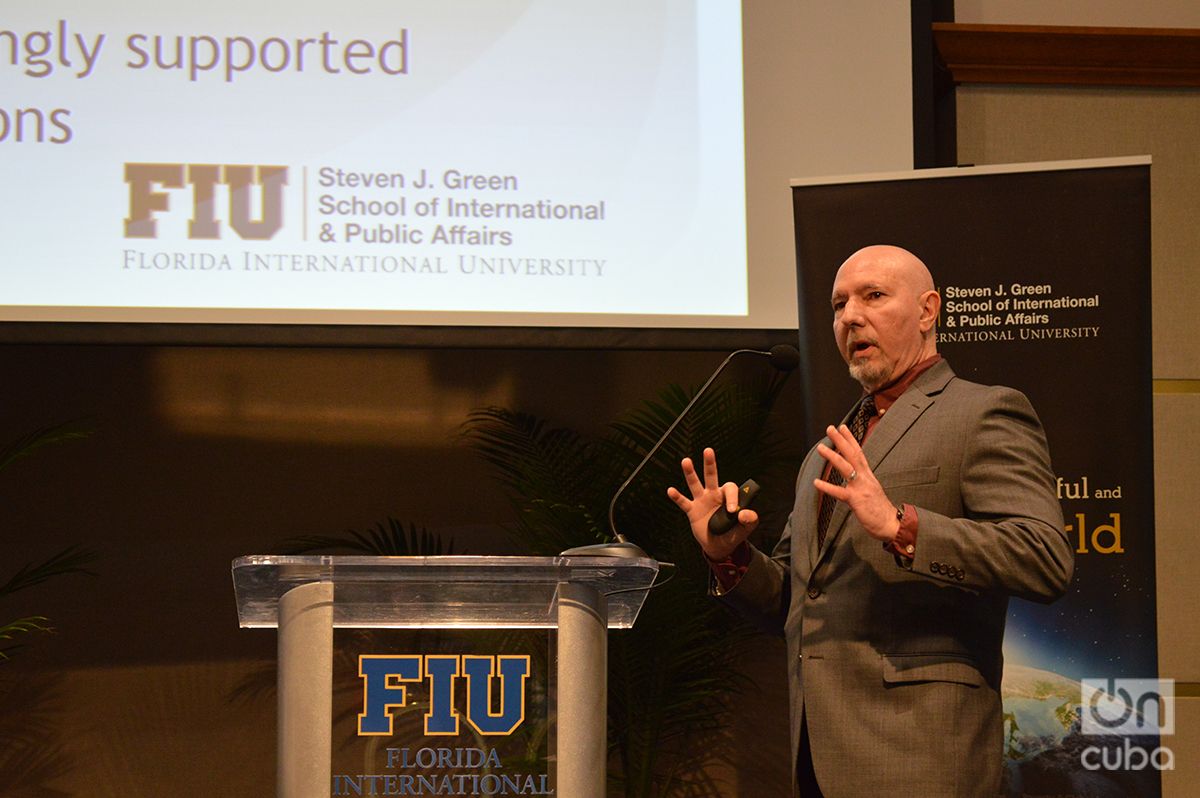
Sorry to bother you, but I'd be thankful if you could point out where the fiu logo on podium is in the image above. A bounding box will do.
[123,163,287,240]
[358,655,530,737]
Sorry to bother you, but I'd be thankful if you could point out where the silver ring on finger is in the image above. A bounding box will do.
[848,469,858,481]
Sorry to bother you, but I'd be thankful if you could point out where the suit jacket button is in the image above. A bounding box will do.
[930,561,940,574]
[806,586,821,599]
[955,570,965,581]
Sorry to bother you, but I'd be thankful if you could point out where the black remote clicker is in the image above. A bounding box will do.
[707,479,760,535]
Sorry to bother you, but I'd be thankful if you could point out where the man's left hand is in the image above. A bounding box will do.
[814,423,900,543]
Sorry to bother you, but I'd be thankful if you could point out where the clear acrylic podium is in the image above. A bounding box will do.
[233,554,658,798]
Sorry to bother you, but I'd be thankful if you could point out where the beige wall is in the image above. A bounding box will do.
[956,0,1200,27]
[957,83,1200,798]
[744,0,915,329]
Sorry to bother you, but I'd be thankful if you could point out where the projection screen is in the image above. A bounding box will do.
[0,1,913,341]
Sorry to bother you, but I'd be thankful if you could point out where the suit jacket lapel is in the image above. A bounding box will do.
[813,360,955,565]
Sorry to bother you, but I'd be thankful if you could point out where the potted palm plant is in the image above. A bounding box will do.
[463,370,799,797]
[0,423,97,796]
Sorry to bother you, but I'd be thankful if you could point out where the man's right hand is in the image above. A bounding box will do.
[666,447,759,561]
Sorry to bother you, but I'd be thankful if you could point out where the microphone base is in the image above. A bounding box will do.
[560,541,650,559]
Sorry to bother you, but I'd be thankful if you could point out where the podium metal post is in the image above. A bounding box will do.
[557,582,608,798]
[277,581,333,798]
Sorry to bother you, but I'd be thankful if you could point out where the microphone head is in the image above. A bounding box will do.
[767,344,801,371]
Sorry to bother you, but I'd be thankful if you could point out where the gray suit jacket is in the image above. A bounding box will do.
[723,359,1073,797]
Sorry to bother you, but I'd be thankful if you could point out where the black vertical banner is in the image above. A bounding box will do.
[791,159,1158,797]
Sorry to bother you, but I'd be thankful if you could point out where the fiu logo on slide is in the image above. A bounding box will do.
[123,163,287,240]
[358,655,530,737]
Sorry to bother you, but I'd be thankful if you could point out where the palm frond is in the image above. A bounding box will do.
[0,740,74,797]
[0,545,98,599]
[605,373,799,568]
[0,616,53,656]
[461,407,600,505]
[462,407,611,553]
[226,659,276,707]
[0,422,90,475]
[607,574,757,793]
[0,672,75,793]
[278,518,456,556]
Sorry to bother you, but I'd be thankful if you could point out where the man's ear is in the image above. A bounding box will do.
[919,290,941,332]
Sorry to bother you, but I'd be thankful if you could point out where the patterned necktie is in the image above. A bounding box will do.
[816,395,877,548]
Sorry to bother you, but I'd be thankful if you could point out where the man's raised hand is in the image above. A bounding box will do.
[667,447,758,561]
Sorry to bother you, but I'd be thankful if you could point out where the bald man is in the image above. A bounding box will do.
[669,245,1073,797]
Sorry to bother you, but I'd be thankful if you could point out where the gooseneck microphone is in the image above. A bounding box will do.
[560,344,801,558]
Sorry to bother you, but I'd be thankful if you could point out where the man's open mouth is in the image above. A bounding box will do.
[850,340,875,357]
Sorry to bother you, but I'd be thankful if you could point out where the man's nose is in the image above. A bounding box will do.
[840,297,866,325]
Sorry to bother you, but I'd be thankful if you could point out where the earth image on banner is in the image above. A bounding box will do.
[1001,665,1162,797]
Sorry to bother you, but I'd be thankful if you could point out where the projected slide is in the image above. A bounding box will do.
[0,2,747,323]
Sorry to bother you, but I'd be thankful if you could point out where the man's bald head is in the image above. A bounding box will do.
[830,245,941,391]
[841,244,935,295]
